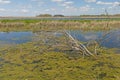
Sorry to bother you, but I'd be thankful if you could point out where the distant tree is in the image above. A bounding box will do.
[36,14,52,17]
[100,14,106,16]
[80,15,93,17]
[53,14,64,17]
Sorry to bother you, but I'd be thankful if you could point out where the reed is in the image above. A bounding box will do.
[0,20,120,32]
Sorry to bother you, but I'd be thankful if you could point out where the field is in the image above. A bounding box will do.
[0,19,120,80]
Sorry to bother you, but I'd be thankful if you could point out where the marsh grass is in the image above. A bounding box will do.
[0,19,120,80]
[0,41,120,80]
[0,20,120,32]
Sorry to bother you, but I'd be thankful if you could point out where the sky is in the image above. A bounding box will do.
[0,0,120,16]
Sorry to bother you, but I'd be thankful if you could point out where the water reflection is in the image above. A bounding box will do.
[69,30,120,48]
[0,30,119,49]
[0,32,34,45]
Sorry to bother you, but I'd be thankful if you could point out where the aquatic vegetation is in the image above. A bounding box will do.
[0,41,120,80]
[0,19,120,80]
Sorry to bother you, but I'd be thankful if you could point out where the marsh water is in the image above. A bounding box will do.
[0,32,34,47]
[0,30,120,49]
[69,30,120,48]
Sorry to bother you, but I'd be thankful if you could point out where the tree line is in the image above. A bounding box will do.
[36,14,120,17]
[36,14,64,17]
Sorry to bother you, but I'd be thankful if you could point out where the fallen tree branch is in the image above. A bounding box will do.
[64,30,95,56]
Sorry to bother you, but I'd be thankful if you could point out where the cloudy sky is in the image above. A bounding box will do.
[0,0,120,16]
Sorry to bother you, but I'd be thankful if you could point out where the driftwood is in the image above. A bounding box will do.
[63,30,94,56]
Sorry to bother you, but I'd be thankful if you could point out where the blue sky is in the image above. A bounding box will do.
[0,0,120,16]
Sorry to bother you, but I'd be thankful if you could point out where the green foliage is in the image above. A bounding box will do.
[0,19,41,24]
[37,14,52,17]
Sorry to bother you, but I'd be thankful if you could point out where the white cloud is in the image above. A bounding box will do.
[44,8,56,12]
[96,1,112,5]
[44,9,50,12]
[31,0,38,1]
[0,8,6,12]
[64,1,73,5]
[96,1,120,6]
[31,0,44,6]
[51,0,74,9]
[51,8,56,11]
[113,2,120,7]
[61,5,94,15]
[51,0,65,2]
[21,9,29,13]
[65,6,77,10]
[0,0,11,4]
[85,0,96,3]
[79,5,94,12]
[61,1,74,7]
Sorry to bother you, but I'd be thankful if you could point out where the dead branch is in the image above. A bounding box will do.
[64,30,94,56]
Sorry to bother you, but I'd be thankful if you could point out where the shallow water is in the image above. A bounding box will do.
[0,30,119,49]
[0,32,34,45]
[69,30,120,48]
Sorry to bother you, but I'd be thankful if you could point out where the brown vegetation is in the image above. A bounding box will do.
[0,20,120,31]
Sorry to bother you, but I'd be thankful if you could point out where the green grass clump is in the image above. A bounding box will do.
[0,41,120,80]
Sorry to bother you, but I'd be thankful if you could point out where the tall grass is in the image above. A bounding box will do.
[0,20,120,31]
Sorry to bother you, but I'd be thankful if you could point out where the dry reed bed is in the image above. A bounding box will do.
[0,20,120,31]
[29,20,120,30]
[0,22,25,27]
